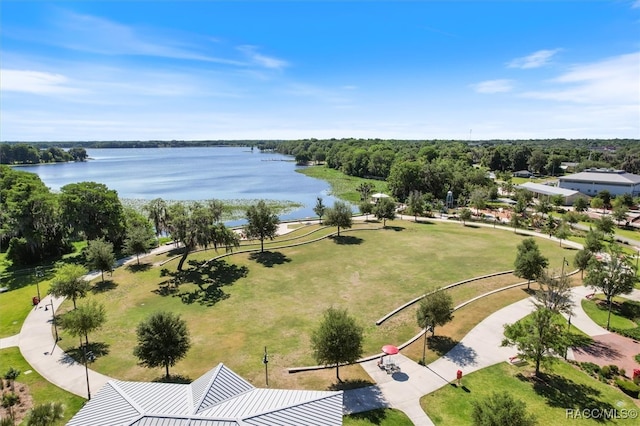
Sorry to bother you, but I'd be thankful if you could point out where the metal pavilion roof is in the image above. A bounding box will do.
[559,169,640,185]
[67,364,343,426]
[518,182,580,197]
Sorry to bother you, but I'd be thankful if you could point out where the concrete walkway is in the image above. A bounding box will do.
[346,296,537,425]
[7,215,637,424]
[18,294,111,399]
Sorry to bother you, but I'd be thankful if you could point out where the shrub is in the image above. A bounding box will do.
[612,327,640,340]
[599,366,612,382]
[635,354,640,364]
[615,379,640,398]
[608,364,620,377]
[580,362,601,377]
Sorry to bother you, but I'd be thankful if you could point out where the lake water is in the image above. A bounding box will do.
[15,147,343,221]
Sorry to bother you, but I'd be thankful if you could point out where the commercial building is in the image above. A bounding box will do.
[558,169,640,197]
[67,363,343,426]
[517,182,581,206]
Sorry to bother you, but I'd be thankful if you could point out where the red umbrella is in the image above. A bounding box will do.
[382,345,399,355]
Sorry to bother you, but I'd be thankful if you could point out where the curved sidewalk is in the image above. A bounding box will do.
[346,285,618,425]
[18,294,111,398]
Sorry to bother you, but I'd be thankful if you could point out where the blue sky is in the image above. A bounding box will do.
[1,1,639,141]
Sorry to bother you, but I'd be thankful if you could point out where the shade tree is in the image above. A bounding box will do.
[459,208,472,225]
[85,238,116,282]
[373,197,396,227]
[406,190,425,221]
[244,200,280,253]
[311,307,363,383]
[133,311,191,380]
[324,201,353,236]
[573,249,592,279]
[514,238,549,290]
[583,244,636,330]
[59,181,125,245]
[48,264,89,309]
[60,300,106,348]
[416,288,453,364]
[502,306,567,377]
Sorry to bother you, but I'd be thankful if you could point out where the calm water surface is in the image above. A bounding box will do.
[17,147,343,221]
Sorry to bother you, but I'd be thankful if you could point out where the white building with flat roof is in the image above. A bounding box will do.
[558,169,640,197]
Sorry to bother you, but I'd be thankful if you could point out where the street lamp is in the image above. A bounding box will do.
[561,257,569,277]
[262,346,269,387]
[35,267,43,304]
[82,337,91,400]
[45,300,59,342]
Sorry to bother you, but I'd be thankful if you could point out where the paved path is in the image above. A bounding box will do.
[7,215,638,424]
[18,294,111,399]
[346,296,537,425]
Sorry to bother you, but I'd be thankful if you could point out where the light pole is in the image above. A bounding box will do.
[35,267,43,304]
[82,337,91,400]
[561,257,569,277]
[45,300,59,342]
[262,346,269,387]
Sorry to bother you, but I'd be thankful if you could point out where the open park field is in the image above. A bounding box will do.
[53,220,575,390]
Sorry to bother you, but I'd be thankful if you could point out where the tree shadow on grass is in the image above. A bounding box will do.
[330,235,363,245]
[327,378,374,391]
[248,251,291,267]
[65,342,110,364]
[155,259,248,306]
[383,225,405,232]
[152,374,191,384]
[518,372,615,421]
[346,408,389,424]
[427,335,459,357]
[91,280,117,293]
[125,263,151,273]
[415,220,436,225]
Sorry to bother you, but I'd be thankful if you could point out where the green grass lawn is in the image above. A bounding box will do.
[0,348,85,425]
[581,296,639,330]
[297,166,388,203]
[344,408,413,425]
[421,361,638,425]
[52,220,573,390]
[0,281,52,337]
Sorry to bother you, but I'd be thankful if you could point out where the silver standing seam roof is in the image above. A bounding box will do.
[558,169,640,185]
[518,182,580,197]
[67,364,343,426]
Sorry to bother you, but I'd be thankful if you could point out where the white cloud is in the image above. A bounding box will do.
[42,11,245,66]
[508,49,561,69]
[633,0,640,9]
[521,51,640,104]
[237,45,288,70]
[470,79,514,94]
[0,69,84,95]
